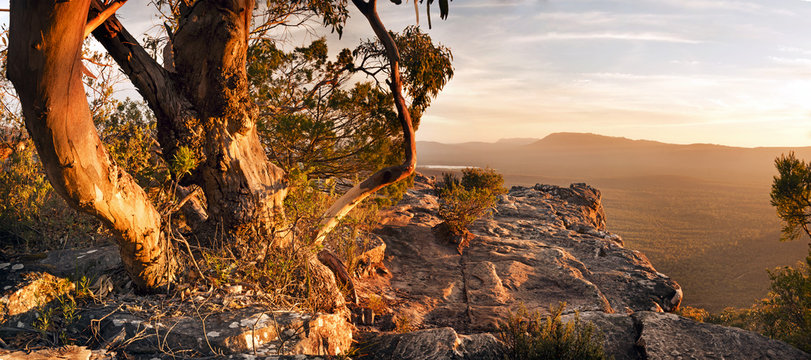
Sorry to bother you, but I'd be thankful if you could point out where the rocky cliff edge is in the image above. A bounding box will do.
[354,174,808,360]
[361,175,682,332]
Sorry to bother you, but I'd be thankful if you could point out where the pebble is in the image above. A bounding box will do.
[10,264,23,271]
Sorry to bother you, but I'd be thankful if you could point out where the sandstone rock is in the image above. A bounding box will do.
[79,305,351,356]
[354,234,387,276]
[0,271,73,324]
[367,180,682,332]
[0,346,113,360]
[359,327,502,360]
[563,311,810,360]
[531,183,607,231]
[633,311,810,360]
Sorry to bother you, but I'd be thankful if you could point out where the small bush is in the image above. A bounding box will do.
[393,314,415,333]
[498,303,610,360]
[676,305,711,323]
[364,294,388,314]
[459,167,507,195]
[436,167,506,241]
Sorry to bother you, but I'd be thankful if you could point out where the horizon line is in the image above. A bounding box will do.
[417,131,811,149]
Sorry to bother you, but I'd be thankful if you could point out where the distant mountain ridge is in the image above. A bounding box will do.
[529,132,665,149]
[424,132,806,150]
[417,132,811,185]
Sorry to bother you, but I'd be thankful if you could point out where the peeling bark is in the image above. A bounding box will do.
[7,0,173,291]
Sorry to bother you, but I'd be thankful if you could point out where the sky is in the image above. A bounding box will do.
[3,0,811,147]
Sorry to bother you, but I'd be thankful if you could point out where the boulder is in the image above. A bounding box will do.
[0,270,73,324]
[561,311,810,360]
[633,311,810,360]
[0,346,114,360]
[35,245,122,278]
[568,311,641,360]
[354,234,387,276]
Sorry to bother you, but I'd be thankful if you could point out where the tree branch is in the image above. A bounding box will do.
[314,0,416,245]
[84,0,126,38]
[88,0,206,180]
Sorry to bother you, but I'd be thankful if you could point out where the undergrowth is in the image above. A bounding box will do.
[498,303,610,360]
[29,274,96,347]
[168,166,392,312]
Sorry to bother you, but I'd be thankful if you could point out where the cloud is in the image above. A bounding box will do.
[512,32,703,44]
[642,0,779,14]
[533,11,687,26]
[769,56,811,66]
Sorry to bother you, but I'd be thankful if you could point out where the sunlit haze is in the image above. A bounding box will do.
[4,0,811,147]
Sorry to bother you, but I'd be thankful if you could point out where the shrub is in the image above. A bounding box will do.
[676,305,711,322]
[459,167,506,195]
[436,167,505,236]
[758,248,811,352]
[498,302,610,360]
[703,248,811,353]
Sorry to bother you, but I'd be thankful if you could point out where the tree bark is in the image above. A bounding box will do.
[172,0,287,237]
[91,0,287,241]
[7,0,174,292]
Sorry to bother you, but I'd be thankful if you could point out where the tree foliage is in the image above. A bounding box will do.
[771,152,811,242]
[759,251,811,352]
[354,25,454,126]
[248,39,399,178]
[247,25,453,181]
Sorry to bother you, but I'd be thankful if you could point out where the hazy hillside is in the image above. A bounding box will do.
[417,132,811,311]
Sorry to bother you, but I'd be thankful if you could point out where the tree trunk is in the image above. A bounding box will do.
[7,0,174,291]
[173,0,287,238]
[91,0,287,242]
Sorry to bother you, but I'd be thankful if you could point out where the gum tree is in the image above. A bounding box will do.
[6,0,451,296]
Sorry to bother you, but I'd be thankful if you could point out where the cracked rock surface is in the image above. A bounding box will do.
[351,175,808,359]
[364,176,683,332]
